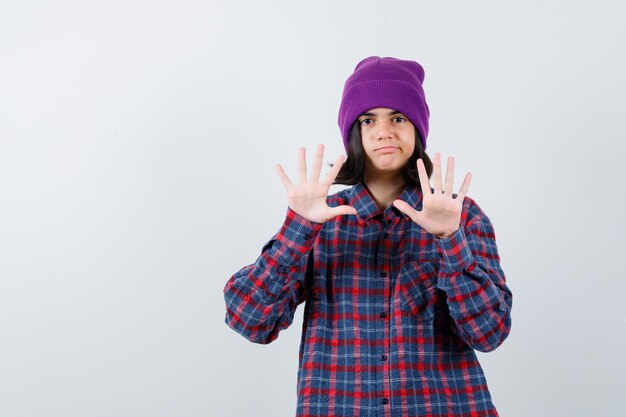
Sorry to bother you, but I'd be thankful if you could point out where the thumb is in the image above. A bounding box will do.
[392,199,419,222]
[328,205,358,218]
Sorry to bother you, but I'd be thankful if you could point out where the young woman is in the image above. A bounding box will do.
[223,56,513,417]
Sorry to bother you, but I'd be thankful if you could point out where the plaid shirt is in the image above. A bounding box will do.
[223,181,512,417]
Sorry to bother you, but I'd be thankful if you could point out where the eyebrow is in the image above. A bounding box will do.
[360,110,404,117]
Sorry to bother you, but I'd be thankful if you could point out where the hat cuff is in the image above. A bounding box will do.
[339,79,429,151]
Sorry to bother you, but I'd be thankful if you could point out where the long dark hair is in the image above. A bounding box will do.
[333,120,433,190]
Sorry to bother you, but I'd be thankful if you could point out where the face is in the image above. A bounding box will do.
[358,107,416,179]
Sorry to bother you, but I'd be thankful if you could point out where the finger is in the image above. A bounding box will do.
[297,147,307,184]
[444,156,455,196]
[310,144,324,182]
[392,199,420,223]
[416,158,432,196]
[432,152,443,194]
[324,154,346,185]
[275,163,293,190]
[456,171,472,201]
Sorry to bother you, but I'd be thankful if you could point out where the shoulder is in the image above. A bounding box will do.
[459,194,497,233]
[326,185,354,208]
[461,194,480,217]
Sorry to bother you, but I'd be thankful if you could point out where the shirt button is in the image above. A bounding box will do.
[382,398,389,405]
[382,232,389,239]
[381,355,388,361]
[380,271,387,277]
[380,312,388,318]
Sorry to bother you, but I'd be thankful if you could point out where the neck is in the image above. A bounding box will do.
[363,172,406,210]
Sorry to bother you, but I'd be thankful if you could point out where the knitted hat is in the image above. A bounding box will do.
[337,56,430,151]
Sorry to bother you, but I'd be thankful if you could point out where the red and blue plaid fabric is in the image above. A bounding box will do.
[224,182,512,417]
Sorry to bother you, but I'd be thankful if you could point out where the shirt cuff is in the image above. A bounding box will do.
[434,225,474,273]
[276,208,324,256]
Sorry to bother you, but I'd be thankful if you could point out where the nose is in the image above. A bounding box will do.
[376,120,394,140]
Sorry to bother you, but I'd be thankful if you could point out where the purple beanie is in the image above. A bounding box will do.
[337,56,430,151]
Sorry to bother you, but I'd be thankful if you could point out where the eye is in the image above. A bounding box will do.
[393,116,407,123]
[359,118,373,126]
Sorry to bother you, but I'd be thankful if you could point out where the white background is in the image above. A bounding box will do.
[1,1,625,416]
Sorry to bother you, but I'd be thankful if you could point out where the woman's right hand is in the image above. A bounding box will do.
[275,144,357,223]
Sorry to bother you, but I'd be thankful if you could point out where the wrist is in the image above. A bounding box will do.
[435,225,459,240]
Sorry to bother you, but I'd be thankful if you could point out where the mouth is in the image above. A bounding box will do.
[375,146,400,153]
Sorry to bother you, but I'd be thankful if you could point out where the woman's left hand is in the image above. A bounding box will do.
[393,152,472,239]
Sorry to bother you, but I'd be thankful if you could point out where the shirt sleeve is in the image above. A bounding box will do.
[433,197,513,352]
[223,208,323,344]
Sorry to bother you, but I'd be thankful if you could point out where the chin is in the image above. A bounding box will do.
[374,166,404,176]
[377,162,404,171]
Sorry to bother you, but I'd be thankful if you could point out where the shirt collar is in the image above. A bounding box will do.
[348,181,424,223]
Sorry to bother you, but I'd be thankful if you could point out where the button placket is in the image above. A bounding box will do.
[369,215,396,412]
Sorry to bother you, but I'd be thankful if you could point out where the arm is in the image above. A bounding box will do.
[223,144,356,344]
[393,152,512,352]
[223,209,322,344]
[434,198,512,352]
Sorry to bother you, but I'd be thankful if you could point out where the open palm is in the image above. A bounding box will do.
[393,152,472,238]
[275,144,357,224]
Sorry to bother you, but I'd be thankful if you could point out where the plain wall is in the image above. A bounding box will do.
[1,0,625,416]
